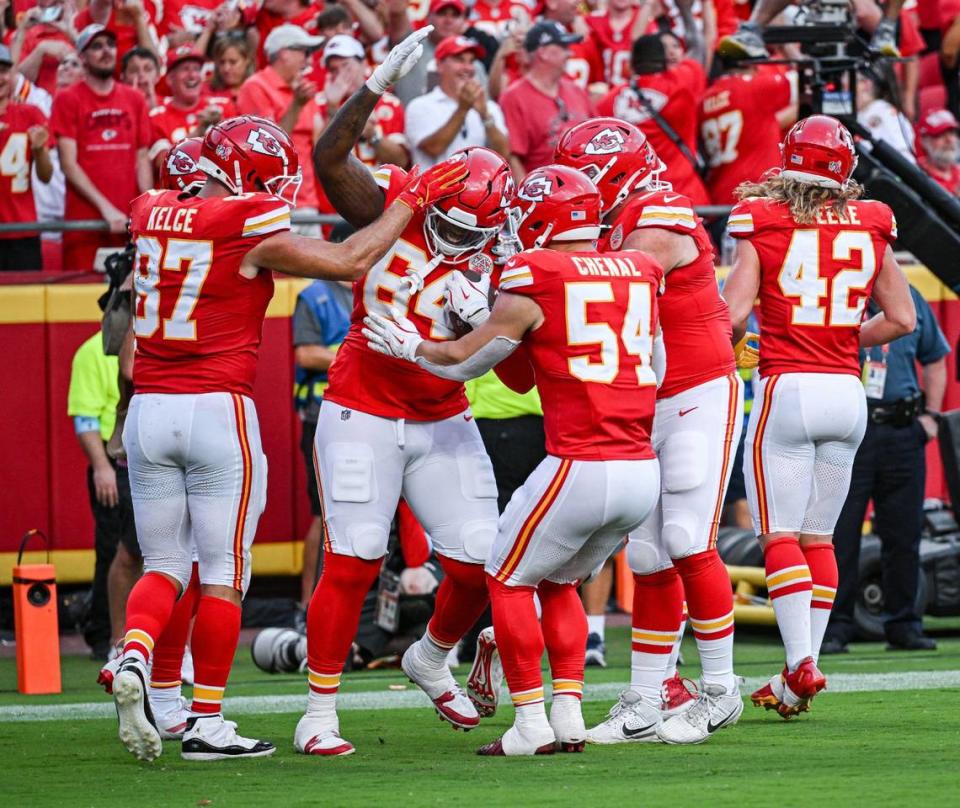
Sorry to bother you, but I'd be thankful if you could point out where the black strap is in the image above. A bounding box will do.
[631,81,707,176]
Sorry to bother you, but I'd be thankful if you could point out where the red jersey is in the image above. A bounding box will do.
[600,189,734,398]
[0,102,47,238]
[128,190,291,395]
[498,247,662,460]
[148,94,237,158]
[323,165,491,420]
[469,0,538,39]
[728,197,897,377]
[50,80,152,222]
[158,0,222,36]
[701,68,792,205]
[598,60,709,206]
[586,9,654,88]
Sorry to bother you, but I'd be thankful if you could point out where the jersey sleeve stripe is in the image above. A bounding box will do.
[242,208,291,237]
[638,207,696,229]
[373,168,392,189]
[499,272,534,290]
[726,213,754,234]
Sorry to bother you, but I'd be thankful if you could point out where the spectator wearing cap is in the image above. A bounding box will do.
[319,35,409,169]
[498,20,593,177]
[388,0,496,105]
[51,25,151,271]
[254,0,326,68]
[406,35,510,168]
[0,44,53,271]
[147,46,236,164]
[121,47,160,109]
[73,0,159,74]
[917,108,960,195]
[10,0,77,97]
[237,23,324,222]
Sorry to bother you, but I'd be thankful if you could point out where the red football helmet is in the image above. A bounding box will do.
[513,164,602,249]
[554,118,666,213]
[157,137,205,195]
[199,115,302,204]
[780,115,858,189]
[423,147,515,264]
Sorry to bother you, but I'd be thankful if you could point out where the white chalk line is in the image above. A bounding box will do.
[1,669,958,723]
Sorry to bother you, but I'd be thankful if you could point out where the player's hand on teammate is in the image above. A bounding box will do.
[366,25,433,95]
[92,462,119,508]
[734,331,760,369]
[362,308,423,362]
[444,269,491,330]
[396,157,470,214]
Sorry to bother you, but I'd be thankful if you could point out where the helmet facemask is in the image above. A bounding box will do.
[264,170,303,207]
[424,205,501,264]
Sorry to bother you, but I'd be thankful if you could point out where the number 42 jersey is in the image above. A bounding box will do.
[498,248,664,460]
[129,189,292,396]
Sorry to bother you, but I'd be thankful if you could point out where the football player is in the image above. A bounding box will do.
[110,48,469,762]
[722,115,916,717]
[364,164,664,756]
[555,118,747,745]
[294,40,516,757]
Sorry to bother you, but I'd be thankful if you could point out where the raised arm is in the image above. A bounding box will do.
[860,245,917,347]
[314,27,433,229]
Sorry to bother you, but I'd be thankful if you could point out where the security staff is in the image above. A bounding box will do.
[293,278,351,607]
[824,285,949,653]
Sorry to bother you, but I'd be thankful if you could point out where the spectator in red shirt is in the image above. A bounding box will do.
[917,108,960,195]
[50,25,152,270]
[207,35,255,104]
[499,20,594,177]
[11,0,77,97]
[0,44,54,271]
[598,34,709,206]
[236,23,324,222]
[584,0,657,89]
[254,0,325,67]
[147,46,235,163]
[73,0,159,75]
[120,46,160,109]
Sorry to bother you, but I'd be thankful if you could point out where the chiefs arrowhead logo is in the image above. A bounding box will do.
[518,176,552,202]
[166,148,198,176]
[584,127,625,156]
[247,127,284,158]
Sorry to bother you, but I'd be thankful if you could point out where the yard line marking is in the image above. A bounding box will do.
[2,670,959,723]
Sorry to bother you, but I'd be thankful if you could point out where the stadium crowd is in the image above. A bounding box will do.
[0,0,958,271]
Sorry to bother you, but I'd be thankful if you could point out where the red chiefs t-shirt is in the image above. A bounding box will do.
[729,197,897,377]
[600,189,734,398]
[598,60,709,206]
[19,24,73,96]
[50,80,151,222]
[129,189,290,395]
[498,247,662,460]
[919,155,960,195]
[0,102,48,238]
[148,94,237,157]
[700,67,792,205]
[469,0,538,39]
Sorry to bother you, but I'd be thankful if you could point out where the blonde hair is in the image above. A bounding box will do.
[734,171,863,225]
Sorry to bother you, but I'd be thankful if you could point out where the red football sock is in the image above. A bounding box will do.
[764,536,813,670]
[426,556,490,648]
[630,568,685,705]
[539,579,586,698]
[803,542,838,663]
[673,550,736,688]
[189,595,242,715]
[150,564,200,688]
[305,551,382,696]
[487,575,545,709]
[121,572,180,666]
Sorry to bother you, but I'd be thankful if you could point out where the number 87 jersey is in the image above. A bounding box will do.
[728,196,897,378]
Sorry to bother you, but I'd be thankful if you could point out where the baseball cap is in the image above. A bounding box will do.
[434,35,484,62]
[524,20,582,53]
[429,0,466,16]
[323,34,365,64]
[76,23,116,54]
[167,45,204,72]
[917,108,960,138]
[0,44,12,66]
[264,24,325,59]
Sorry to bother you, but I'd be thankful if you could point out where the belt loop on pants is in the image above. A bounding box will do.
[396,417,405,448]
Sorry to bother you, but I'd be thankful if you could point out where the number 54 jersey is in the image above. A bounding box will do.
[129,189,292,396]
[498,248,663,460]
[728,197,897,378]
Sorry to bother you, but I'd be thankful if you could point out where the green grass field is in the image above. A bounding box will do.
[3,625,959,808]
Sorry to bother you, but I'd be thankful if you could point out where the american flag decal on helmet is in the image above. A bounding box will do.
[570,210,586,221]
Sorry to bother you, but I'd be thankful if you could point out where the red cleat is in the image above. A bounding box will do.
[466,627,502,718]
[778,657,826,718]
[477,737,555,756]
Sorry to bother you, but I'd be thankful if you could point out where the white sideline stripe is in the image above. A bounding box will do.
[2,670,959,723]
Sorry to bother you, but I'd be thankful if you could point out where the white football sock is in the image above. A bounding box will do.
[586,615,605,641]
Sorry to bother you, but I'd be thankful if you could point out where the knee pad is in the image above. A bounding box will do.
[459,518,497,563]
[327,442,375,503]
[458,444,499,501]
[627,530,669,575]
[661,512,702,560]
[660,431,708,493]
[344,521,391,560]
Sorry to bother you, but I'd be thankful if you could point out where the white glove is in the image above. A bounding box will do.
[444,269,491,329]
[365,26,433,95]
[362,309,422,362]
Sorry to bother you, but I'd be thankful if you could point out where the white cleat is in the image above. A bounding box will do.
[657,681,744,745]
[660,674,699,718]
[294,714,355,757]
[466,627,502,718]
[181,714,275,761]
[152,696,191,741]
[477,723,557,756]
[586,690,662,745]
[402,640,480,730]
[113,661,163,762]
[549,699,586,753]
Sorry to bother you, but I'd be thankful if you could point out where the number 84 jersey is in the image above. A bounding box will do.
[728,196,897,378]
[129,189,291,396]
[499,248,663,460]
